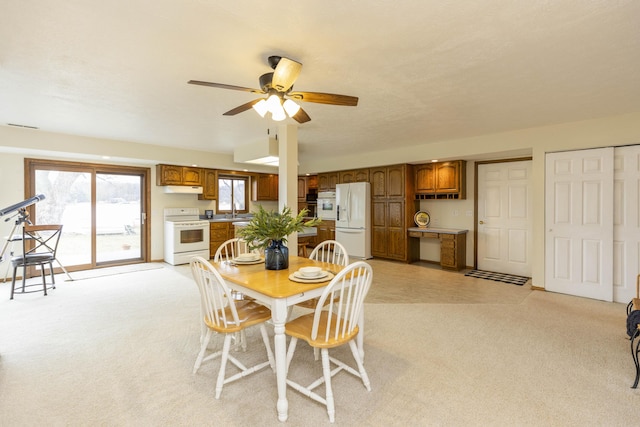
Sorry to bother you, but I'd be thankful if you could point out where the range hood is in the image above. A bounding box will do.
[234,137,279,166]
[163,185,203,194]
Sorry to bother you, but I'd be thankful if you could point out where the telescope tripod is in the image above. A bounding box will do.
[0,208,72,282]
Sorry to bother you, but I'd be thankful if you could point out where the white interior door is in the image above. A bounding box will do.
[477,160,532,276]
[545,148,614,302]
[613,145,640,303]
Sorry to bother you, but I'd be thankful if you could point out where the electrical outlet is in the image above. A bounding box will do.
[453,209,459,216]
[466,210,473,216]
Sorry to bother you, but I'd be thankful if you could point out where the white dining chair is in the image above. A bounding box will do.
[190,256,275,399]
[284,261,373,423]
[213,237,258,263]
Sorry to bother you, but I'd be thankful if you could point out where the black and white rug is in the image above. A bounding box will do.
[464,269,530,286]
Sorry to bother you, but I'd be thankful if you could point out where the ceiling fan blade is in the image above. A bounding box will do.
[271,57,302,92]
[288,91,358,107]
[188,80,265,94]
[292,107,311,124]
[223,99,262,116]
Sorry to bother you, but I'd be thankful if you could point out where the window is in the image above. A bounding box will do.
[218,176,248,213]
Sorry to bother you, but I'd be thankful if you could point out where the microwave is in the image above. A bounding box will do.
[317,191,336,220]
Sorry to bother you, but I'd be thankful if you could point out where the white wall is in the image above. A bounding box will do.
[2,111,640,287]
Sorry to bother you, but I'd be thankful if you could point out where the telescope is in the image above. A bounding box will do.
[0,194,46,217]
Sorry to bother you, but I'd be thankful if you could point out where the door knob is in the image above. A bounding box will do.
[479,221,484,224]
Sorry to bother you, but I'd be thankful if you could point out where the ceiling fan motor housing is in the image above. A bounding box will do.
[259,72,274,92]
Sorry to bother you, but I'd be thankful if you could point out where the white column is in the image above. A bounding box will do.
[278,124,298,251]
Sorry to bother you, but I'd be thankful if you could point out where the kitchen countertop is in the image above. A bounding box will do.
[202,216,254,223]
[407,227,468,234]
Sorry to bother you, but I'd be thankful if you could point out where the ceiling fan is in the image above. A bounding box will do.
[188,56,358,124]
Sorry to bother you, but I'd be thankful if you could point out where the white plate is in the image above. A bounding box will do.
[294,270,328,280]
[234,254,259,262]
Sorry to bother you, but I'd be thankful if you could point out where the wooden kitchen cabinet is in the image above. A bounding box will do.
[252,173,278,201]
[339,168,370,184]
[317,220,335,243]
[407,229,467,270]
[318,172,338,191]
[370,164,414,262]
[209,222,234,259]
[156,164,203,186]
[414,163,435,193]
[297,177,307,201]
[415,160,466,199]
[307,175,318,189]
[198,169,217,200]
[371,199,406,260]
[370,164,406,199]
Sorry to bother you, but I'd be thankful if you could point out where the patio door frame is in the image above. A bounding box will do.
[24,158,151,272]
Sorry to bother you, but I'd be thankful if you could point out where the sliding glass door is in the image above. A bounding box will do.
[95,173,143,263]
[26,159,150,271]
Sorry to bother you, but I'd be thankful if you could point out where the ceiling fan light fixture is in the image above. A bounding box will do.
[271,104,286,121]
[266,94,282,111]
[252,99,268,117]
[283,99,301,117]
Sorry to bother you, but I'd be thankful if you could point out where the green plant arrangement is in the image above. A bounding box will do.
[238,205,321,270]
[238,205,321,251]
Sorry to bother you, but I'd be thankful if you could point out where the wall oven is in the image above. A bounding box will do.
[164,208,210,265]
[317,191,337,220]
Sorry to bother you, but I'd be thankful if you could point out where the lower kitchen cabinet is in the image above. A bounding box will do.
[371,199,408,261]
[407,228,468,270]
[209,222,234,258]
[317,220,335,243]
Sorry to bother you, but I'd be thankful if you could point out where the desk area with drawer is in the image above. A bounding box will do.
[407,227,468,270]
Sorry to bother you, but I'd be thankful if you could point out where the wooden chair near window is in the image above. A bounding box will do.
[10,224,63,300]
[284,261,373,423]
[190,256,275,399]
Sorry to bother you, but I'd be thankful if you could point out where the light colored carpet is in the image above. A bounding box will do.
[0,261,637,426]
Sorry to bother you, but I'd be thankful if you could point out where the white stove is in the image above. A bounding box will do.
[164,208,210,265]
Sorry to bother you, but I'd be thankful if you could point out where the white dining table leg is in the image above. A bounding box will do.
[271,298,289,422]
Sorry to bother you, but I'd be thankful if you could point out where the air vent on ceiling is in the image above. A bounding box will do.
[7,123,39,129]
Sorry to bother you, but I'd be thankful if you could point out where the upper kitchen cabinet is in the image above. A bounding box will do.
[198,169,217,201]
[307,175,318,189]
[297,177,307,201]
[252,173,278,201]
[415,160,466,199]
[318,172,339,191]
[339,168,370,184]
[371,164,408,199]
[156,164,203,186]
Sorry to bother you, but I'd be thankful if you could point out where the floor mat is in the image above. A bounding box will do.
[464,269,529,286]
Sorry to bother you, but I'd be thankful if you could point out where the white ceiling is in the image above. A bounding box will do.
[2,1,640,164]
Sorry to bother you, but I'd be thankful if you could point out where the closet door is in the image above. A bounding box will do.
[613,145,640,303]
[545,148,614,302]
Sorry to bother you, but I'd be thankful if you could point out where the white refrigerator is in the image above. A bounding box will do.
[335,182,372,259]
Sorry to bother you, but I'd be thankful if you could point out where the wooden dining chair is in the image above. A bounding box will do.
[190,256,275,399]
[10,224,63,299]
[284,261,372,423]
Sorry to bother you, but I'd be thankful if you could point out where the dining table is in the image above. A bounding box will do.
[213,254,352,422]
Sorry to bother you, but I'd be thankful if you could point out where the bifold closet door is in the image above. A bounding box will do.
[613,145,640,303]
[545,147,614,302]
